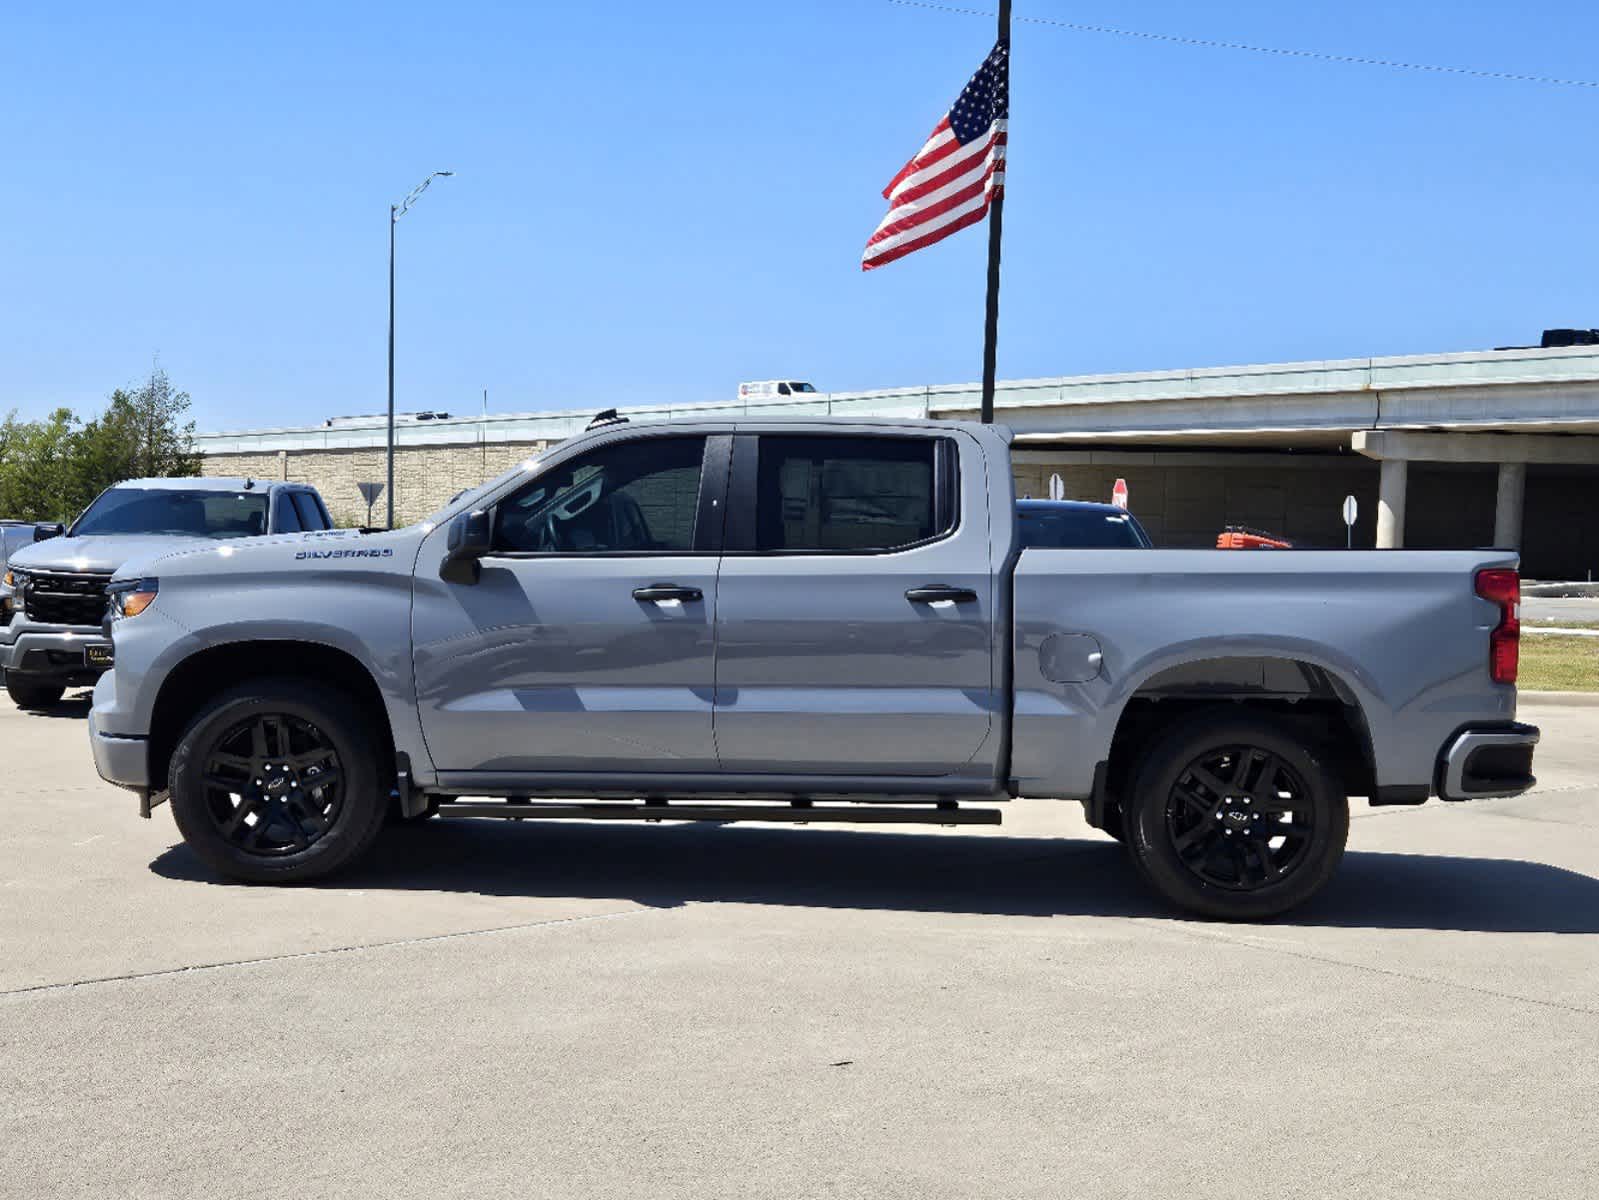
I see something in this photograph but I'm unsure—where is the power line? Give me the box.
[887,0,1599,90]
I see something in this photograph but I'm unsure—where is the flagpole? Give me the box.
[979,0,1011,424]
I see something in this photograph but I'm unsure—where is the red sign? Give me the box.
[1111,478,1129,510]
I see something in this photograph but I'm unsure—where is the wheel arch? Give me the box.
[147,640,396,793]
[1090,655,1376,832]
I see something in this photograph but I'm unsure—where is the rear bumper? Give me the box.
[1438,722,1540,801]
[88,708,150,792]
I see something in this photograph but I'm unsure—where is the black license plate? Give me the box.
[85,645,113,667]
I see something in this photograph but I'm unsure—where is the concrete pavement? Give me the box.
[2,694,1596,1199]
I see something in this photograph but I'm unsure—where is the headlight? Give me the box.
[3,567,23,589]
[108,577,159,619]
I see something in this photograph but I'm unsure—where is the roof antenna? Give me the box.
[242,477,255,490]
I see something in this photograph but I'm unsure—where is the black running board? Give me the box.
[434,801,1002,825]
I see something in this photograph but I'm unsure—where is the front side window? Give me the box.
[495,436,707,554]
[72,488,271,539]
[755,435,947,553]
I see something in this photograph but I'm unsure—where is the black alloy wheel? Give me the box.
[200,713,345,856]
[1164,745,1315,891]
[168,679,389,883]
[1124,712,1349,920]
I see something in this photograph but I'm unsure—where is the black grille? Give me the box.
[21,571,112,627]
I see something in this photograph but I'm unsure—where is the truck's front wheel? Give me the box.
[168,680,389,884]
[1124,712,1349,920]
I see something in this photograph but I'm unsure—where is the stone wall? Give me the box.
[202,441,551,526]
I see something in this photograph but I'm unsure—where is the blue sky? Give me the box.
[3,1,1595,431]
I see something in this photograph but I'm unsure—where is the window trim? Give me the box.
[483,433,731,560]
[722,431,962,557]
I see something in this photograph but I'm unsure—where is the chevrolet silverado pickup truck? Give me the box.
[87,418,1538,919]
[2,477,335,708]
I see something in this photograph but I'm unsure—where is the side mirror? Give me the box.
[440,508,492,585]
[33,522,65,542]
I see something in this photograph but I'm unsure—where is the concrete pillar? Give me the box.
[1494,462,1526,549]
[277,450,288,481]
[1375,459,1408,548]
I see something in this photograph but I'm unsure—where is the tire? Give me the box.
[1123,711,1349,921]
[168,679,390,884]
[6,677,65,709]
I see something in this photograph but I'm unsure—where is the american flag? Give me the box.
[862,41,1009,271]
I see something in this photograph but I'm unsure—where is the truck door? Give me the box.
[411,434,727,776]
[712,430,999,777]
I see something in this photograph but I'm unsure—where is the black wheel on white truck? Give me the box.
[168,679,390,883]
[1123,711,1350,920]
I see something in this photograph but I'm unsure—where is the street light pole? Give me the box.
[386,170,455,528]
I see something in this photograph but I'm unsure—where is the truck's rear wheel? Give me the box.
[1124,712,1348,920]
[168,680,389,884]
[6,677,65,709]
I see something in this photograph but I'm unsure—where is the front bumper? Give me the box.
[1438,722,1540,801]
[0,625,112,686]
[88,707,150,793]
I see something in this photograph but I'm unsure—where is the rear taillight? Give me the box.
[1475,568,1520,685]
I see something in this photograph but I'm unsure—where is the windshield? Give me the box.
[71,488,272,539]
[1017,506,1152,549]
[789,382,817,393]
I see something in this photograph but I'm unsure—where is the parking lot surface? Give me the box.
[2,693,1596,1199]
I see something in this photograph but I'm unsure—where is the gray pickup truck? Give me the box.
[3,477,335,708]
[87,418,1538,919]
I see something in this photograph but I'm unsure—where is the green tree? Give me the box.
[85,368,201,473]
[0,367,202,522]
[0,408,80,521]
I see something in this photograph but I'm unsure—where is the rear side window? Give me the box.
[754,435,951,553]
[291,492,327,531]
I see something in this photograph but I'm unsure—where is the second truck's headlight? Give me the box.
[108,578,159,619]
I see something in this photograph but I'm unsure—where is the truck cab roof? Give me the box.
[106,476,277,492]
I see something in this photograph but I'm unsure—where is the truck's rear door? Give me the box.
[711,429,998,777]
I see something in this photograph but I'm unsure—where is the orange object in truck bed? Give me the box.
[1216,526,1293,550]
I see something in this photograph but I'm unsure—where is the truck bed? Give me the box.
[1009,547,1518,800]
